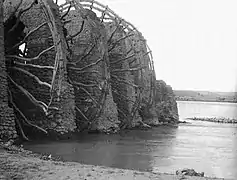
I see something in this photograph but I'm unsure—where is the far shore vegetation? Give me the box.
[174,90,237,103]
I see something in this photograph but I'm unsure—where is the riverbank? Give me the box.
[176,99,237,103]
[0,144,228,180]
[174,90,237,104]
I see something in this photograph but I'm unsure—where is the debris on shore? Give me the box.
[176,168,204,177]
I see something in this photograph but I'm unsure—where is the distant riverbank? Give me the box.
[176,99,237,103]
[174,90,237,103]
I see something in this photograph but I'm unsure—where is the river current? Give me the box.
[24,101,237,179]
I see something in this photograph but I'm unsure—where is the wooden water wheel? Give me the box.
[59,1,119,131]
[4,0,76,139]
[3,0,157,139]
[59,0,156,128]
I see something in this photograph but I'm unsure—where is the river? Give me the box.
[24,101,237,179]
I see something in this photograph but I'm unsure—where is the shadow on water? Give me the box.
[24,101,237,179]
[24,126,178,172]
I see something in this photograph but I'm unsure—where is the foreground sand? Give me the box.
[0,147,228,180]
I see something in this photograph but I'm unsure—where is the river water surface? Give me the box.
[24,101,237,179]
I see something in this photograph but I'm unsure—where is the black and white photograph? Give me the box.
[0,0,236,179]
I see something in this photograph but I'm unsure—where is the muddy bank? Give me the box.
[0,144,228,180]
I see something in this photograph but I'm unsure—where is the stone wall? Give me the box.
[154,80,179,123]
[127,32,155,103]
[3,0,77,139]
[142,80,179,125]
[0,1,179,140]
[65,9,119,132]
[105,22,140,128]
[125,31,157,126]
[0,0,17,141]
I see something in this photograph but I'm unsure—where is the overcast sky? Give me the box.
[58,0,237,92]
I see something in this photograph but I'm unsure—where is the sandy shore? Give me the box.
[0,145,228,180]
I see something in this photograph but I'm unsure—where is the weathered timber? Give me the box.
[64,7,119,132]
[3,0,76,139]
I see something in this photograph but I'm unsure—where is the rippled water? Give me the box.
[24,101,237,179]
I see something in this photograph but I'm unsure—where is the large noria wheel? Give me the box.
[60,0,156,129]
[3,0,76,139]
[59,0,119,132]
